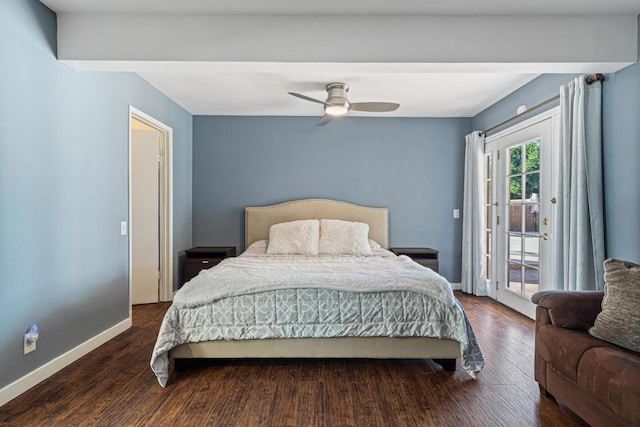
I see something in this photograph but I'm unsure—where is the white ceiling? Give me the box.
[40,1,639,118]
[138,71,539,118]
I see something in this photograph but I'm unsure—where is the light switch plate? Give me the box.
[120,221,127,236]
[453,209,460,219]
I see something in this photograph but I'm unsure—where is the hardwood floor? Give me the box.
[0,293,586,426]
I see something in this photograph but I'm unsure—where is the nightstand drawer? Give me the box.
[184,257,223,279]
[180,246,236,287]
[390,247,439,273]
[412,258,439,272]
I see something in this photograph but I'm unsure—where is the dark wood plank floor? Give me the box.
[1,292,586,426]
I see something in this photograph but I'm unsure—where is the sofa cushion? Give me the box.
[537,324,616,381]
[532,290,604,330]
[577,347,640,425]
[589,258,640,353]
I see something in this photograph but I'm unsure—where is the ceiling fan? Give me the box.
[288,82,400,126]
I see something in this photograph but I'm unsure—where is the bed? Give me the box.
[151,199,484,386]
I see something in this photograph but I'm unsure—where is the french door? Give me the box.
[484,110,558,319]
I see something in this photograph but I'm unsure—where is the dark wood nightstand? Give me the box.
[180,246,236,287]
[390,247,439,272]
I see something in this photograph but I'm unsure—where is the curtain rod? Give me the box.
[479,73,604,137]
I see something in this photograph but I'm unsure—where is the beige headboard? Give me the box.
[245,199,389,249]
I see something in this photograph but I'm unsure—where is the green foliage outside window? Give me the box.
[509,141,540,200]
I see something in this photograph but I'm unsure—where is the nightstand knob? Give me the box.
[201,260,210,264]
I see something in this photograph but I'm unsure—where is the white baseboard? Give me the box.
[0,318,131,407]
[451,282,462,291]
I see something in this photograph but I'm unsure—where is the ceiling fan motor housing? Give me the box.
[325,82,350,114]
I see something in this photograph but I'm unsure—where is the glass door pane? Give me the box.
[505,138,541,298]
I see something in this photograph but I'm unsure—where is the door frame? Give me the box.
[128,106,174,310]
[484,106,559,317]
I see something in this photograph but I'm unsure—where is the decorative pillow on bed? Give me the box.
[243,240,268,256]
[369,239,382,250]
[247,240,268,249]
[319,219,372,255]
[589,258,640,352]
[266,220,320,255]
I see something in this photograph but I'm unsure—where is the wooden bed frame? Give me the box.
[170,199,460,372]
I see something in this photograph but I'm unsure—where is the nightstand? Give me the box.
[390,247,439,272]
[180,246,236,287]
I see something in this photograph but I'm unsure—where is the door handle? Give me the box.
[538,233,549,240]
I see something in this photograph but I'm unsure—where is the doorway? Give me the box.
[129,107,173,306]
[484,108,559,319]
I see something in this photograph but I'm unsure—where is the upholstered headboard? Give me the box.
[245,199,389,249]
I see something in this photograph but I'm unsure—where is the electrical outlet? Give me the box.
[24,323,38,355]
[24,335,36,354]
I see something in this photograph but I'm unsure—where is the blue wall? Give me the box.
[472,69,640,263]
[193,116,471,282]
[602,60,640,261]
[0,0,192,389]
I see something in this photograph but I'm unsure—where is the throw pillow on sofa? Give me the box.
[589,258,640,353]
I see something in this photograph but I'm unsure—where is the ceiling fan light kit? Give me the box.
[325,104,349,116]
[288,82,400,126]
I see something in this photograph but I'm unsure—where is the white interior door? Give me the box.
[485,112,558,319]
[131,129,160,304]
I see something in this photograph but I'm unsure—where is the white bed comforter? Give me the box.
[174,254,455,309]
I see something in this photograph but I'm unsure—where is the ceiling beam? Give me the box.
[57,15,637,68]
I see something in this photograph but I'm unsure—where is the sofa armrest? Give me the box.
[531,290,604,330]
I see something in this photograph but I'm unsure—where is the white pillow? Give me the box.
[319,219,372,255]
[247,240,268,249]
[266,220,320,255]
[368,239,382,250]
[241,240,268,257]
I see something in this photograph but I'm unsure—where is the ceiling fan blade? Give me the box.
[350,102,400,112]
[316,115,333,126]
[288,92,329,106]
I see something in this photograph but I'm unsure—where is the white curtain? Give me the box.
[461,131,487,296]
[552,76,606,290]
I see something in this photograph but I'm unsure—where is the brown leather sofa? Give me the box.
[532,290,640,426]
